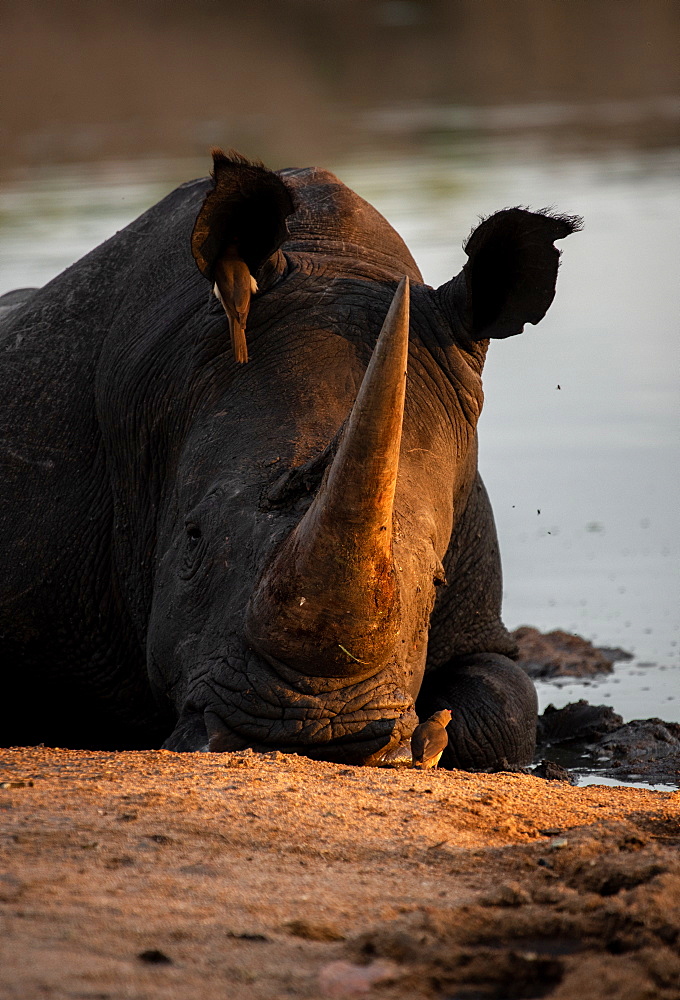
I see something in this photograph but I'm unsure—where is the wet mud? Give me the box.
[510,628,680,787]
[512,627,632,680]
[535,703,680,787]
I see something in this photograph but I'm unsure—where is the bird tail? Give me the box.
[212,258,256,364]
[229,315,249,364]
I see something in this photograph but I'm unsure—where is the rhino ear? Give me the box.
[447,208,582,341]
[191,148,296,282]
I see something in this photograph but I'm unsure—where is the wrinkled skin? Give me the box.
[0,155,579,766]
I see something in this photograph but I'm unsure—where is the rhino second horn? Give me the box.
[245,276,410,677]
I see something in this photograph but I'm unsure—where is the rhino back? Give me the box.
[0,178,210,630]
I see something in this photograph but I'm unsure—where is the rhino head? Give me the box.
[145,151,579,763]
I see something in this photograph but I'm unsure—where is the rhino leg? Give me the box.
[416,653,537,769]
[422,472,537,769]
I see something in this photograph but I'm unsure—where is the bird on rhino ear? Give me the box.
[437,208,582,342]
[191,149,296,362]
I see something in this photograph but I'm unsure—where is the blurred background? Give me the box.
[1,0,679,169]
[1,0,678,720]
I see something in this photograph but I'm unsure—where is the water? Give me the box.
[1,139,678,773]
[563,773,677,795]
[535,661,678,723]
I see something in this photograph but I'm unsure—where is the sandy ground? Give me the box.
[1,747,678,1000]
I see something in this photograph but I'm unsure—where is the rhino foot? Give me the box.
[417,653,538,770]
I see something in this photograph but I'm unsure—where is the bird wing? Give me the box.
[213,257,255,363]
[411,722,448,764]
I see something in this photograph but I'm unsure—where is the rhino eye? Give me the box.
[185,523,202,543]
[180,522,206,581]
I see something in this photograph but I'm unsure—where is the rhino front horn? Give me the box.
[245,277,410,676]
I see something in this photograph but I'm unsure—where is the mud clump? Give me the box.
[284,918,345,941]
[532,759,576,783]
[536,702,680,785]
[598,719,680,782]
[512,626,631,679]
[537,700,623,744]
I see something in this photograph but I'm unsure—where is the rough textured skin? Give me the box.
[0,156,579,766]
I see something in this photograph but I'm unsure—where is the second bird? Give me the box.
[411,709,452,769]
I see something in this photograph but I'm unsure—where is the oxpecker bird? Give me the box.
[213,247,258,363]
[411,709,452,769]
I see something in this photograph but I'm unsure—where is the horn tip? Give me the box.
[392,274,410,327]
[393,276,410,318]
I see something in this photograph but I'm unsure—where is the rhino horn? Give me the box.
[246,277,410,676]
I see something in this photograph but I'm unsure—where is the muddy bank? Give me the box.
[508,629,680,786]
[512,627,632,680]
[0,747,678,999]
[537,702,680,786]
[3,0,678,174]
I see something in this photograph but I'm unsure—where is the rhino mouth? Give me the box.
[162,647,417,764]
[203,709,415,765]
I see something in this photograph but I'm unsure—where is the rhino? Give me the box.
[0,151,579,766]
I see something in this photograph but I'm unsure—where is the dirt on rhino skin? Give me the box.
[0,747,678,999]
